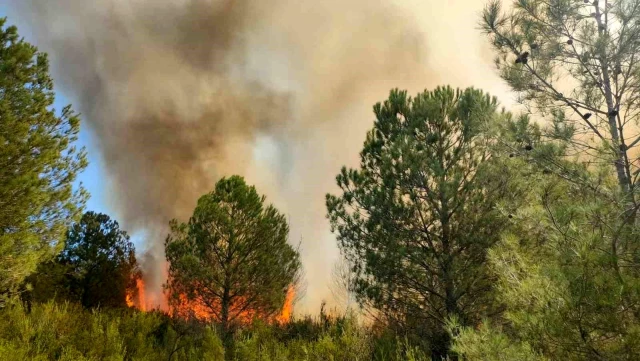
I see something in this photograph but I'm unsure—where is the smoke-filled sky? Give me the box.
[3,0,514,312]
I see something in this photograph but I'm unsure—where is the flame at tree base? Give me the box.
[126,278,148,311]
[276,286,295,323]
[127,279,295,324]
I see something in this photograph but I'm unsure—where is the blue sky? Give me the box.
[1,7,112,217]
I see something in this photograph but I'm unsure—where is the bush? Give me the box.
[233,311,428,361]
[0,300,430,361]
[0,301,224,361]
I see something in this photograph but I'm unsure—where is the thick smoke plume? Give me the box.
[7,0,510,311]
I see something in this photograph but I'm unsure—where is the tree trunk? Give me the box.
[595,2,632,196]
[438,257,459,361]
[221,285,233,361]
[437,179,459,361]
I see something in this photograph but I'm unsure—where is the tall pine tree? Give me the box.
[326,87,511,359]
[451,117,640,360]
[481,0,640,211]
[165,176,301,349]
[0,18,87,299]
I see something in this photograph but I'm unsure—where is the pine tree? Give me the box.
[481,0,640,211]
[0,18,87,299]
[326,87,512,359]
[27,211,142,309]
[165,175,301,347]
[451,114,640,360]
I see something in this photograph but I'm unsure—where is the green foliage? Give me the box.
[0,300,433,361]
[234,315,368,361]
[452,120,640,359]
[448,3,640,359]
[0,18,87,298]
[0,301,224,361]
[481,0,640,196]
[326,86,511,358]
[449,320,546,361]
[233,312,428,361]
[165,175,301,335]
[27,212,141,309]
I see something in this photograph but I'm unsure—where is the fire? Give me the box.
[136,279,147,311]
[127,279,295,324]
[172,293,220,321]
[172,286,295,324]
[276,286,295,323]
[126,278,148,311]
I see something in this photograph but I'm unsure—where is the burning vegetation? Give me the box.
[123,176,300,328]
[126,278,148,312]
[126,279,295,324]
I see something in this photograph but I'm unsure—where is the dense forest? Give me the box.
[2,0,640,360]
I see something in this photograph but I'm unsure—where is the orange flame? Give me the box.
[276,286,295,323]
[127,278,295,324]
[126,278,148,311]
[172,293,219,321]
[137,279,147,311]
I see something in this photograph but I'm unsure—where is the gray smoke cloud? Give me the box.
[6,0,511,312]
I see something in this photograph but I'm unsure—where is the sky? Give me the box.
[1,0,515,313]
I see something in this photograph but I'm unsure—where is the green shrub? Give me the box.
[0,301,224,361]
[0,300,430,361]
